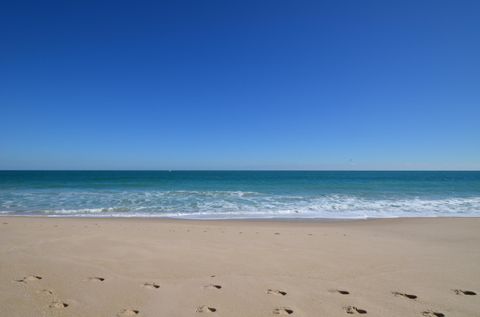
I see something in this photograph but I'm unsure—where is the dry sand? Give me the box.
[0,217,479,316]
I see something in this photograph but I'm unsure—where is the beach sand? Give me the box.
[0,217,479,317]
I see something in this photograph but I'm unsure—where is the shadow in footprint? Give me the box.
[329,289,350,295]
[143,282,160,289]
[453,289,476,296]
[196,305,216,313]
[344,306,367,315]
[267,289,287,296]
[392,291,417,299]
[16,275,42,283]
[49,301,69,309]
[117,309,140,316]
[88,277,105,282]
[273,307,294,315]
[204,284,222,290]
[422,311,445,317]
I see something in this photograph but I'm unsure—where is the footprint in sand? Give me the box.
[274,232,280,235]
[273,307,294,315]
[204,284,222,290]
[38,289,54,295]
[196,305,217,313]
[117,309,140,316]
[344,306,367,314]
[16,275,42,283]
[329,289,350,295]
[87,276,105,282]
[143,282,160,289]
[392,291,417,299]
[267,289,287,296]
[453,289,476,296]
[49,301,69,309]
[422,311,445,317]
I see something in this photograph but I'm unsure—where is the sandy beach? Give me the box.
[0,217,478,317]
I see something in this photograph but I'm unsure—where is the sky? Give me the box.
[1,0,479,170]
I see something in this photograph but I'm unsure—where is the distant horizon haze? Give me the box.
[1,169,480,172]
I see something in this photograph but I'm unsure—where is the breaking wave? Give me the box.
[1,190,480,219]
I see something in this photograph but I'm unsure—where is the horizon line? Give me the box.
[1,169,479,172]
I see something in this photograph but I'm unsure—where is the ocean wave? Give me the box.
[1,190,480,218]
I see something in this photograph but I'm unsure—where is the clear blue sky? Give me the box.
[1,1,479,170]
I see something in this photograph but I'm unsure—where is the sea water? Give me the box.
[1,171,479,219]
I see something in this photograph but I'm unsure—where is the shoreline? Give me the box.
[1,216,479,316]
[1,214,479,221]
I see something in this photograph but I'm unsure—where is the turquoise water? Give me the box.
[1,171,479,218]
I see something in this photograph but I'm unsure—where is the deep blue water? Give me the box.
[1,171,479,218]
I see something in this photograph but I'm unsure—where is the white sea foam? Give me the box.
[1,190,480,219]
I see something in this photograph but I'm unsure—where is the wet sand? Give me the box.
[0,217,479,316]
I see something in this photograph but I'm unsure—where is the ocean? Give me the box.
[0,171,479,219]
